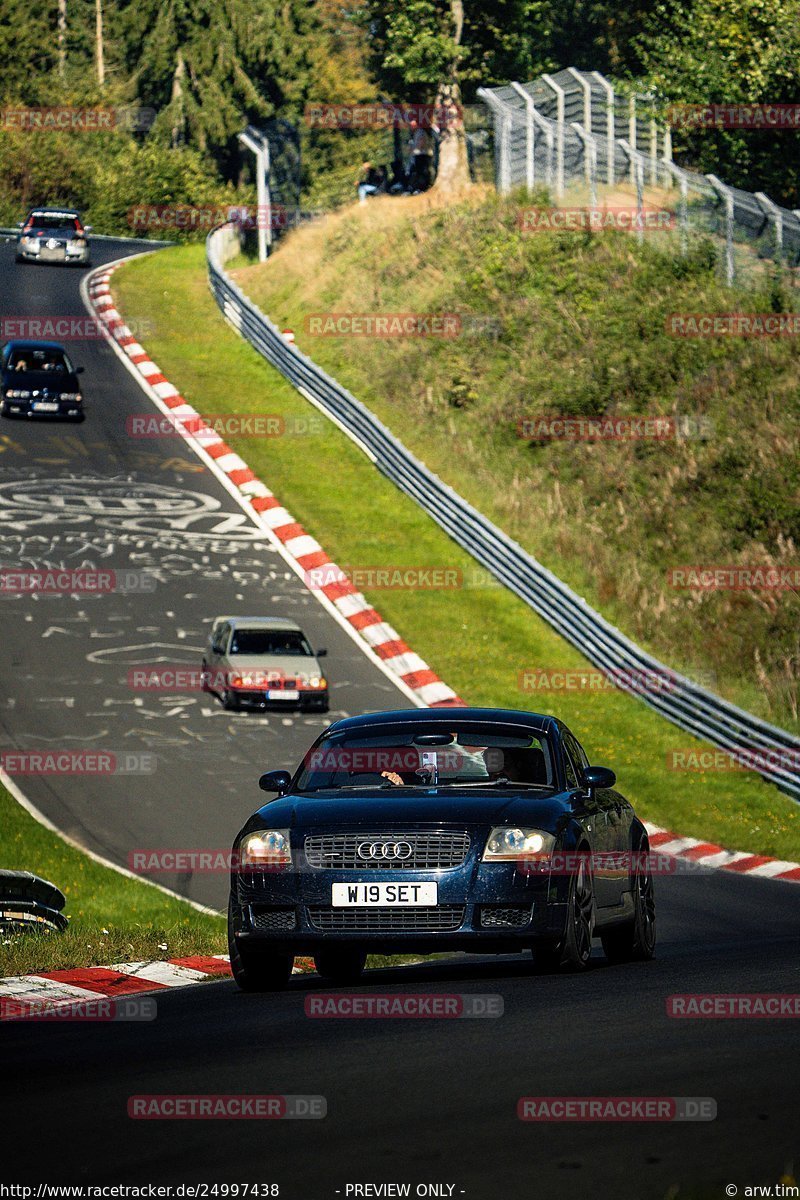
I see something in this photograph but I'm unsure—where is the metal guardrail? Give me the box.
[478,69,800,285]
[207,224,800,799]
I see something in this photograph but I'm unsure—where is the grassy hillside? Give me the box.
[112,243,800,861]
[230,187,800,734]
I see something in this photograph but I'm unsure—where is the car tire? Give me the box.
[228,902,293,991]
[221,688,240,711]
[536,849,595,972]
[600,843,656,964]
[313,948,367,984]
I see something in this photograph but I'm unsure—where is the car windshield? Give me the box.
[295,723,554,791]
[27,214,80,232]
[7,348,71,373]
[229,629,313,656]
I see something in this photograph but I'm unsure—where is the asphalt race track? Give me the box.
[1,239,798,1199]
[3,869,800,1197]
[0,238,412,911]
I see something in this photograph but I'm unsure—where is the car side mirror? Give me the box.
[316,647,328,657]
[16,221,23,229]
[259,770,291,794]
[582,765,616,796]
[84,225,93,234]
[75,366,85,374]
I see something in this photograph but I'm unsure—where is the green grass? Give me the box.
[232,187,800,735]
[112,240,800,862]
[0,784,225,978]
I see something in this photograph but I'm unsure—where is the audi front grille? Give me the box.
[306,905,465,932]
[304,831,471,870]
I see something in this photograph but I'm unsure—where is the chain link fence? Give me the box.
[478,68,800,285]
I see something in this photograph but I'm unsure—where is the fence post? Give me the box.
[511,82,536,192]
[572,123,598,206]
[477,89,513,194]
[628,95,637,185]
[541,73,565,197]
[567,69,593,189]
[662,124,673,188]
[755,192,784,265]
[677,171,688,255]
[648,101,658,185]
[619,139,644,243]
[707,174,735,284]
[238,127,271,261]
[591,71,615,186]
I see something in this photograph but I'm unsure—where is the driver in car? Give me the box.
[380,736,490,785]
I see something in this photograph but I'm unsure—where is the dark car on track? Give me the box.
[228,707,656,989]
[15,207,91,266]
[0,340,85,421]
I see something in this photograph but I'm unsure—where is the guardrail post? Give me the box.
[541,73,565,197]
[755,191,784,265]
[706,173,735,284]
[591,71,615,186]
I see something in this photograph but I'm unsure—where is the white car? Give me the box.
[202,616,329,712]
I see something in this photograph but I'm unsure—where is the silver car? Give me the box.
[16,208,92,266]
[202,616,329,712]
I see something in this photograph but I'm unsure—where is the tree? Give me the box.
[636,0,800,205]
[362,0,537,193]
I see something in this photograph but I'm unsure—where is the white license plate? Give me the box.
[33,402,59,412]
[267,689,299,700]
[332,882,438,907]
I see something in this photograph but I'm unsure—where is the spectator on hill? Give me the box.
[407,117,433,192]
[356,161,386,205]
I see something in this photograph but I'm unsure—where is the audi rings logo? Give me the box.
[357,840,414,861]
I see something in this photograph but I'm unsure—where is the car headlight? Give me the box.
[22,237,39,248]
[304,676,326,689]
[6,390,31,399]
[482,827,556,861]
[238,829,292,870]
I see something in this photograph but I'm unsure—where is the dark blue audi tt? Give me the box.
[228,707,656,989]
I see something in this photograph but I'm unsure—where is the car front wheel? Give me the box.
[601,845,656,963]
[536,849,595,972]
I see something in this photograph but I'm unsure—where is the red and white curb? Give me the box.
[0,954,327,1019]
[644,821,800,882]
[0,955,231,1019]
[85,265,463,709]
